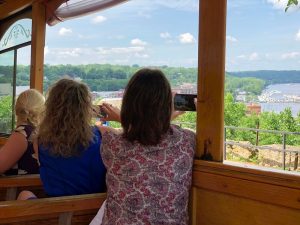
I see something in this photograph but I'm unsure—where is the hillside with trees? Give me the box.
[0,64,266,95]
[229,70,300,85]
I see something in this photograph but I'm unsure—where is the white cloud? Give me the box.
[178,33,196,44]
[152,0,198,12]
[281,52,300,59]
[137,10,151,18]
[237,54,246,59]
[266,0,298,11]
[58,27,72,36]
[295,29,300,41]
[249,52,259,61]
[266,0,287,10]
[58,48,82,57]
[134,53,149,58]
[91,15,107,24]
[44,46,150,65]
[130,38,147,46]
[226,35,238,42]
[97,46,145,54]
[160,32,171,39]
[44,46,49,55]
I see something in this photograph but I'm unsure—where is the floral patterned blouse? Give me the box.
[101,125,195,225]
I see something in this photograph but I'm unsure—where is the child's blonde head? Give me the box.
[15,89,45,127]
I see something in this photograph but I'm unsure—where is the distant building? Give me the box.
[91,90,124,100]
[99,98,122,108]
[246,103,261,115]
[173,83,197,94]
[236,91,247,102]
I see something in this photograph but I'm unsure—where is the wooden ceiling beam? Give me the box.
[0,0,36,20]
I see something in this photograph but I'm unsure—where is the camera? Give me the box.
[174,94,197,111]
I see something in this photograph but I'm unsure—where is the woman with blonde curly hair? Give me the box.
[0,89,45,175]
[19,78,106,199]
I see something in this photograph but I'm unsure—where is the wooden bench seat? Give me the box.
[0,193,106,225]
[0,175,43,200]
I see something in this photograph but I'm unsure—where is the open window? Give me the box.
[0,12,32,134]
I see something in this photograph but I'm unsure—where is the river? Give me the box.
[259,83,300,116]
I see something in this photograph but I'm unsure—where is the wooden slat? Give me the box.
[196,0,227,161]
[0,193,106,223]
[30,1,46,92]
[193,160,300,189]
[192,170,300,210]
[0,175,43,200]
[0,0,34,20]
[0,174,42,188]
[194,189,300,225]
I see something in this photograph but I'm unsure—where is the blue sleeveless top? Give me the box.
[38,127,106,197]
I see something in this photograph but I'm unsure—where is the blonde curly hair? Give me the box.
[15,89,45,128]
[38,78,94,157]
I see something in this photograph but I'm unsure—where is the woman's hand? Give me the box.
[171,110,185,120]
[100,103,121,123]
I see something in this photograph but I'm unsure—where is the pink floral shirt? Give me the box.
[101,125,195,225]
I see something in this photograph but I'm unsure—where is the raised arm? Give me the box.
[96,103,122,135]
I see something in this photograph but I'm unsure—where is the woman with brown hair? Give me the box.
[91,68,195,225]
[19,78,106,199]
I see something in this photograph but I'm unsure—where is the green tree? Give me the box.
[259,112,281,145]
[285,0,298,11]
[0,96,13,133]
[224,93,246,126]
[237,114,259,144]
[174,112,197,130]
[224,93,246,140]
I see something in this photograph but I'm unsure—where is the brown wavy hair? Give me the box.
[121,68,172,145]
[38,78,93,157]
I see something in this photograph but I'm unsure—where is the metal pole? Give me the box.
[255,121,259,148]
[224,127,227,160]
[282,133,286,170]
[294,152,299,171]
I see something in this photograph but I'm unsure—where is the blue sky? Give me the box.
[44,0,199,68]
[41,0,300,71]
[227,0,300,71]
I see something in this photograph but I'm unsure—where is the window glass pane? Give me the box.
[225,0,300,173]
[0,19,31,51]
[44,1,198,129]
[0,51,14,134]
[16,45,30,92]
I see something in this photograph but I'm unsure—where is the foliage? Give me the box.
[229,70,300,85]
[0,96,13,133]
[1,64,300,149]
[285,0,298,11]
[224,93,246,126]
[1,65,266,95]
[173,112,197,130]
[225,74,265,95]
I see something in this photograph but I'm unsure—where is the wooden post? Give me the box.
[30,1,46,92]
[5,187,17,201]
[196,0,227,161]
[58,212,73,225]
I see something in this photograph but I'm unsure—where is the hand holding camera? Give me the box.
[95,103,121,123]
[93,105,108,118]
